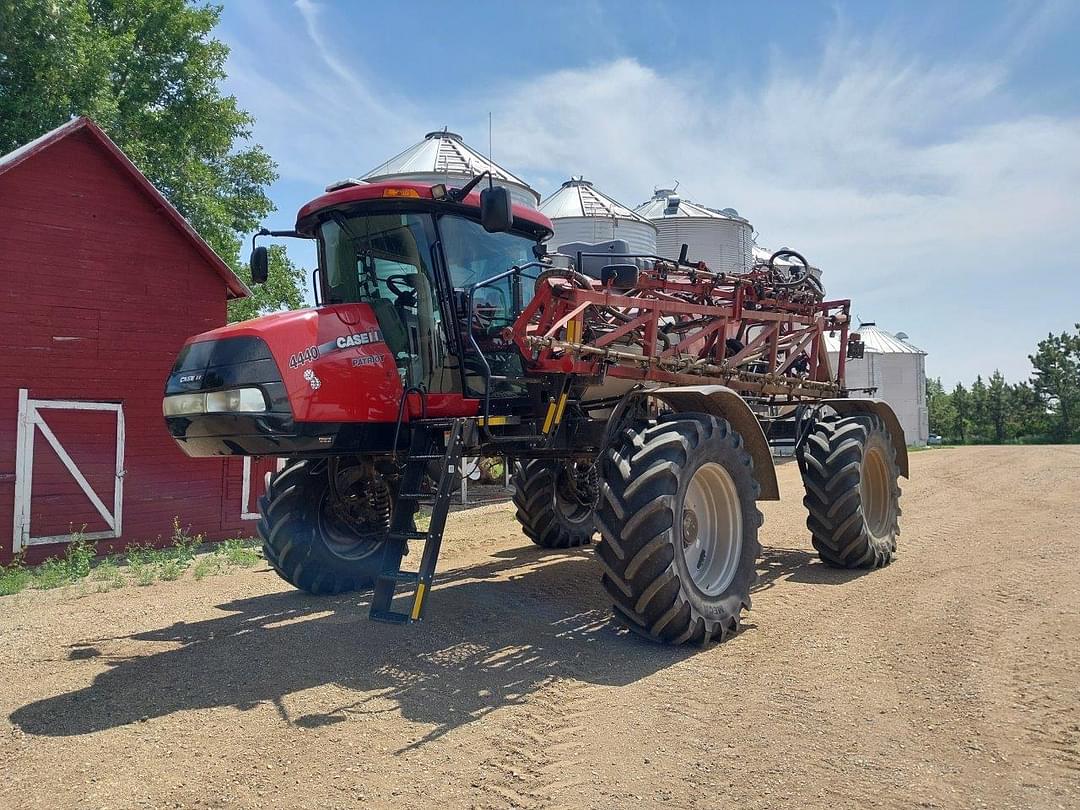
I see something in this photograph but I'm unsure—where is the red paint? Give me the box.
[0,118,255,564]
[186,302,482,421]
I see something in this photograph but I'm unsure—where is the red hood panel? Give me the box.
[188,304,404,423]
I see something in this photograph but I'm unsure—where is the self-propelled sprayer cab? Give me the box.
[163,180,554,457]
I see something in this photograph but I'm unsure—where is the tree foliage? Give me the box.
[1029,324,1080,441]
[227,245,305,323]
[0,0,304,318]
[927,324,1079,444]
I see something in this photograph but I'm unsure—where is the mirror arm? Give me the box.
[448,170,493,202]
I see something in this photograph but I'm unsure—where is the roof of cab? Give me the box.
[295,180,553,239]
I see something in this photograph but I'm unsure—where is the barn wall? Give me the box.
[0,128,251,564]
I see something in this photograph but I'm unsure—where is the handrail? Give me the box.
[463,264,546,445]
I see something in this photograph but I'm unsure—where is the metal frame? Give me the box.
[12,389,125,552]
[509,258,851,402]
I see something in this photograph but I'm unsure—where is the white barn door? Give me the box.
[240,456,285,521]
[12,389,125,552]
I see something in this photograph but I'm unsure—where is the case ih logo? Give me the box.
[334,330,382,350]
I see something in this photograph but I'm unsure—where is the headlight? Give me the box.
[163,387,267,416]
[205,388,266,413]
[162,393,207,416]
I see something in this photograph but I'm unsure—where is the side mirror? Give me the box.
[480,186,513,233]
[250,245,269,285]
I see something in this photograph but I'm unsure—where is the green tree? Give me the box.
[951,382,969,444]
[969,375,989,442]
[986,370,1008,444]
[0,0,303,315]
[1029,324,1080,441]
[228,245,306,322]
[1008,382,1047,441]
[927,377,954,438]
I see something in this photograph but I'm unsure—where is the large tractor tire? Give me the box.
[798,413,901,568]
[512,459,596,549]
[596,413,762,645]
[257,460,393,595]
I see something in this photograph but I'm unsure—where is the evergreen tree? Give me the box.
[1030,325,1080,441]
[969,375,989,442]
[951,382,969,444]
[987,370,1008,443]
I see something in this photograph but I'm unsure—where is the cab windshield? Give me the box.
[317,209,540,400]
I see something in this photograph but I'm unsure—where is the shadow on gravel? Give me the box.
[10,546,688,743]
[755,546,876,590]
[11,542,870,743]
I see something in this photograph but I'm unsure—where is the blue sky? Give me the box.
[217,0,1080,386]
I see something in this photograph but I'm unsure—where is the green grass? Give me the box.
[0,559,33,595]
[415,510,432,532]
[89,558,126,591]
[0,520,261,598]
[217,538,261,568]
[192,555,225,581]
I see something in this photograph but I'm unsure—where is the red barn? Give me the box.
[0,117,277,565]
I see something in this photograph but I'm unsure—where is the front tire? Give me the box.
[257,460,393,595]
[596,413,762,645]
[798,413,901,568]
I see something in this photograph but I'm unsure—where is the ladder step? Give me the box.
[392,531,429,541]
[370,608,412,625]
[397,491,434,501]
[407,453,446,461]
[376,571,420,585]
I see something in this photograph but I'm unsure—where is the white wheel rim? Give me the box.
[681,462,743,596]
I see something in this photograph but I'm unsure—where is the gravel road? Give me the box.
[1,446,1078,809]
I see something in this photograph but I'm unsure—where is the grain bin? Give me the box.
[539,177,657,255]
[363,129,540,208]
[635,189,753,274]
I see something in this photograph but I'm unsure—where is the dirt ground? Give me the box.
[1,446,1078,810]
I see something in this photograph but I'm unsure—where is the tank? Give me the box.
[363,129,540,208]
[635,189,753,274]
[540,177,657,255]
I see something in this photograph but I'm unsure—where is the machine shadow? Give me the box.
[11,546,697,742]
[11,541,872,742]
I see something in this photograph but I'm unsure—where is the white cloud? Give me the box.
[221,7,1080,384]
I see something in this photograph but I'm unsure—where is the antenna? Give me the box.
[488,112,494,189]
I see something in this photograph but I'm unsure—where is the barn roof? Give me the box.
[0,117,250,299]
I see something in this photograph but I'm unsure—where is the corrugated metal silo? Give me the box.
[539,177,657,254]
[363,129,540,208]
[824,324,930,446]
[635,189,754,274]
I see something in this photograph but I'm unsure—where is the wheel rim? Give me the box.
[317,467,390,561]
[861,444,892,538]
[681,462,743,596]
[553,462,596,526]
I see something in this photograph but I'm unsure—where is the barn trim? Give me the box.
[0,116,251,300]
[12,389,126,552]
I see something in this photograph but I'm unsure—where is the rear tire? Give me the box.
[257,460,392,595]
[596,413,762,645]
[512,460,595,549]
[798,413,901,568]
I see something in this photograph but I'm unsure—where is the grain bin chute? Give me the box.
[362,129,540,208]
[539,177,658,255]
[635,189,753,274]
